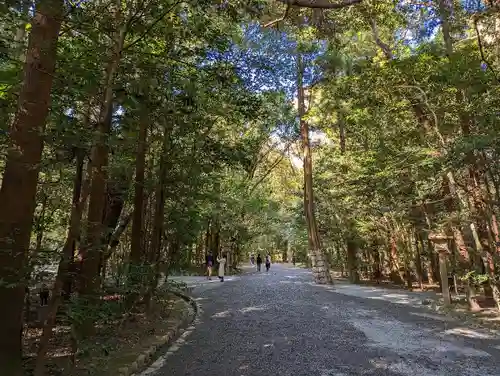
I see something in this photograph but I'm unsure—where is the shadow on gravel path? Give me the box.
[142,264,500,376]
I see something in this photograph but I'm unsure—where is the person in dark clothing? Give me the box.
[205,252,214,280]
[39,283,50,306]
[265,254,271,272]
[256,254,262,272]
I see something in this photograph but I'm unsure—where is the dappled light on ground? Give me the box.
[212,310,231,318]
[443,327,497,339]
[240,305,267,313]
[350,315,491,359]
[193,297,208,302]
[409,311,454,322]
[369,358,438,376]
[321,283,433,308]
[278,280,306,285]
[211,305,267,318]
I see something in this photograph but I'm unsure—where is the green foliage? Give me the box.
[4,5,500,372]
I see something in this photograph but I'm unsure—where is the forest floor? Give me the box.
[23,291,189,376]
[139,264,500,376]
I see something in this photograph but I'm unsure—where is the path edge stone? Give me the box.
[117,287,201,376]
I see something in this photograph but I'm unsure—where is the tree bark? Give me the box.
[31,191,49,267]
[437,0,454,56]
[337,104,362,283]
[0,1,63,374]
[77,5,127,336]
[276,0,362,9]
[105,211,133,262]
[128,119,148,292]
[144,125,170,307]
[388,232,404,284]
[33,149,89,376]
[346,239,359,283]
[297,52,332,284]
[195,233,204,266]
[98,169,130,281]
[414,231,424,289]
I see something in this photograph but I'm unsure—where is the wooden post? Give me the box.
[429,233,452,305]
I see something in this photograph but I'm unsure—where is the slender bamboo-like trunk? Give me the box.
[413,230,424,289]
[30,192,49,272]
[0,1,63,374]
[144,125,170,307]
[128,119,148,290]
[195,233,204,266]
[297,52,332,284]
[205,220,211,255]
[34,150,89,376]
[346,240,359,283]
[482,172,500,254]
[337,103,361,282]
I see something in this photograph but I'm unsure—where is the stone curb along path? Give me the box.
[117,287,202,376]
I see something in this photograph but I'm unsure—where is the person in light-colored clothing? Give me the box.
[217,255,226,282]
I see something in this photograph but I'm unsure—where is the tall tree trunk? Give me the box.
[195,233,204,266]
[77,6,127,336]
[105,211,133,265]
[99,173,130,279]
[337,103,361,282]
[0,1,63,374]
[205,220,211,256]
[428,239,440,286]
[346,239,359,283]
[32,191,49,265]
[297,52,332,284]
[437,0,453,56]
[33,149,89,376]
[144,125,169,307]
[211,218,220,256]
[416,232,432,284]
[371,245,381,283]
[387,232,404,284]
[128,119,148,293]
[414,230,424,289]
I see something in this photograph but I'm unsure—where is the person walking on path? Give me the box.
[39,283,50,306]
[205,252,214,280]
[256,254,262,272]
[217,254,226,282]
[265,254,271,272]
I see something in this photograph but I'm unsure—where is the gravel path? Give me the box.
[143,264,500,376]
